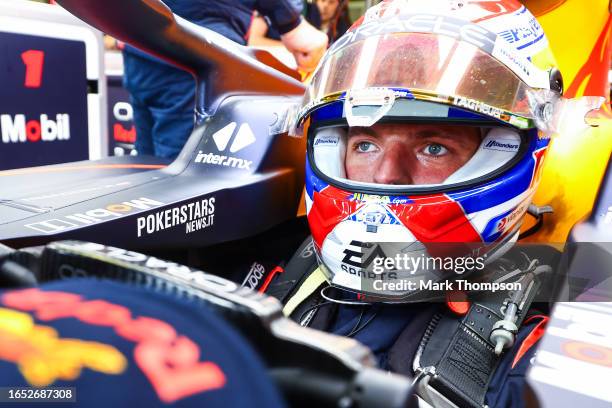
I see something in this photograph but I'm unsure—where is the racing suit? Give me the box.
[262,237,554,408]
[122,0,303,159]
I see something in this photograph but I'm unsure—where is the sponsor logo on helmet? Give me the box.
[314,137,338,146]
[2,289,227,403]
[348,204,401,231]
[492,42,533,78]
[497,203,528,232]
[497,9,545,52]
[509,115,530,128]
[1,114,70,143]
[0,307,127,387]
[350,193,390,203]
[24,197,164,234]
[341,240,398,280]
[483,139,520,152]
[331,14,497,55]
[391,197,410,204]
[490,39,550,88]
[350,193,410,204]
[453,96,503,119]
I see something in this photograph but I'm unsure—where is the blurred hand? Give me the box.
[281,19,328,73]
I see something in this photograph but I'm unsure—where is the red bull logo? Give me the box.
[0,307,127,386]
[112,102,136,143]
[1,289,227,403]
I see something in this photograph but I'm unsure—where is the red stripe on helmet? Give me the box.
[393,194,482,243]
[308,186,361,248]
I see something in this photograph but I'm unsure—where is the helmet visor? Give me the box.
[305,32,536,122]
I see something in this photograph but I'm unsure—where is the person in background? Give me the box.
[306,0,351,43]
[123,0,327,159]
[248,13,283,47]
[250,0,351,47]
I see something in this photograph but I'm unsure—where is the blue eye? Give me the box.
[424,143,448,156]
[356,141,377,153]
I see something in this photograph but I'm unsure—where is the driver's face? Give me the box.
[345,123,481,185]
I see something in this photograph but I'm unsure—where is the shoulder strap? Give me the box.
[262,236,337,327]
[413,285,542,407]
[414,304,502,408]
[409,245,560,408]
[283,268,326,317]
[264,236,319,305]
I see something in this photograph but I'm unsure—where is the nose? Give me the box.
[373,143,413,185]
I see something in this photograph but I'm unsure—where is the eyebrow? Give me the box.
[412,129,458,140]
[347,126,378,138]
[347,126,466,140]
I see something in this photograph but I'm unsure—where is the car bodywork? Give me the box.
[0,0,306,250]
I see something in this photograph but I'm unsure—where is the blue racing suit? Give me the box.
[330,303,543,407]
[122,0,303,159]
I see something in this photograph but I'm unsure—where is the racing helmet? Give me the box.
[297,0,567,301]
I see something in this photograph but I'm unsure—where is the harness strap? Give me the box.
[283,268,326,316]
[264,236,318,304]
[426,305,501,407]
[413,282,542,407]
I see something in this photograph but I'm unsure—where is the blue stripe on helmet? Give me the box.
[446,107,490,120]
[305,156,329,200]
[310,101,344,122]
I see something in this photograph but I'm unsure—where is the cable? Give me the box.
[347,307,378,338]
[298,287,380,337]
[346,307,366,337]
[298,300,334,325]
